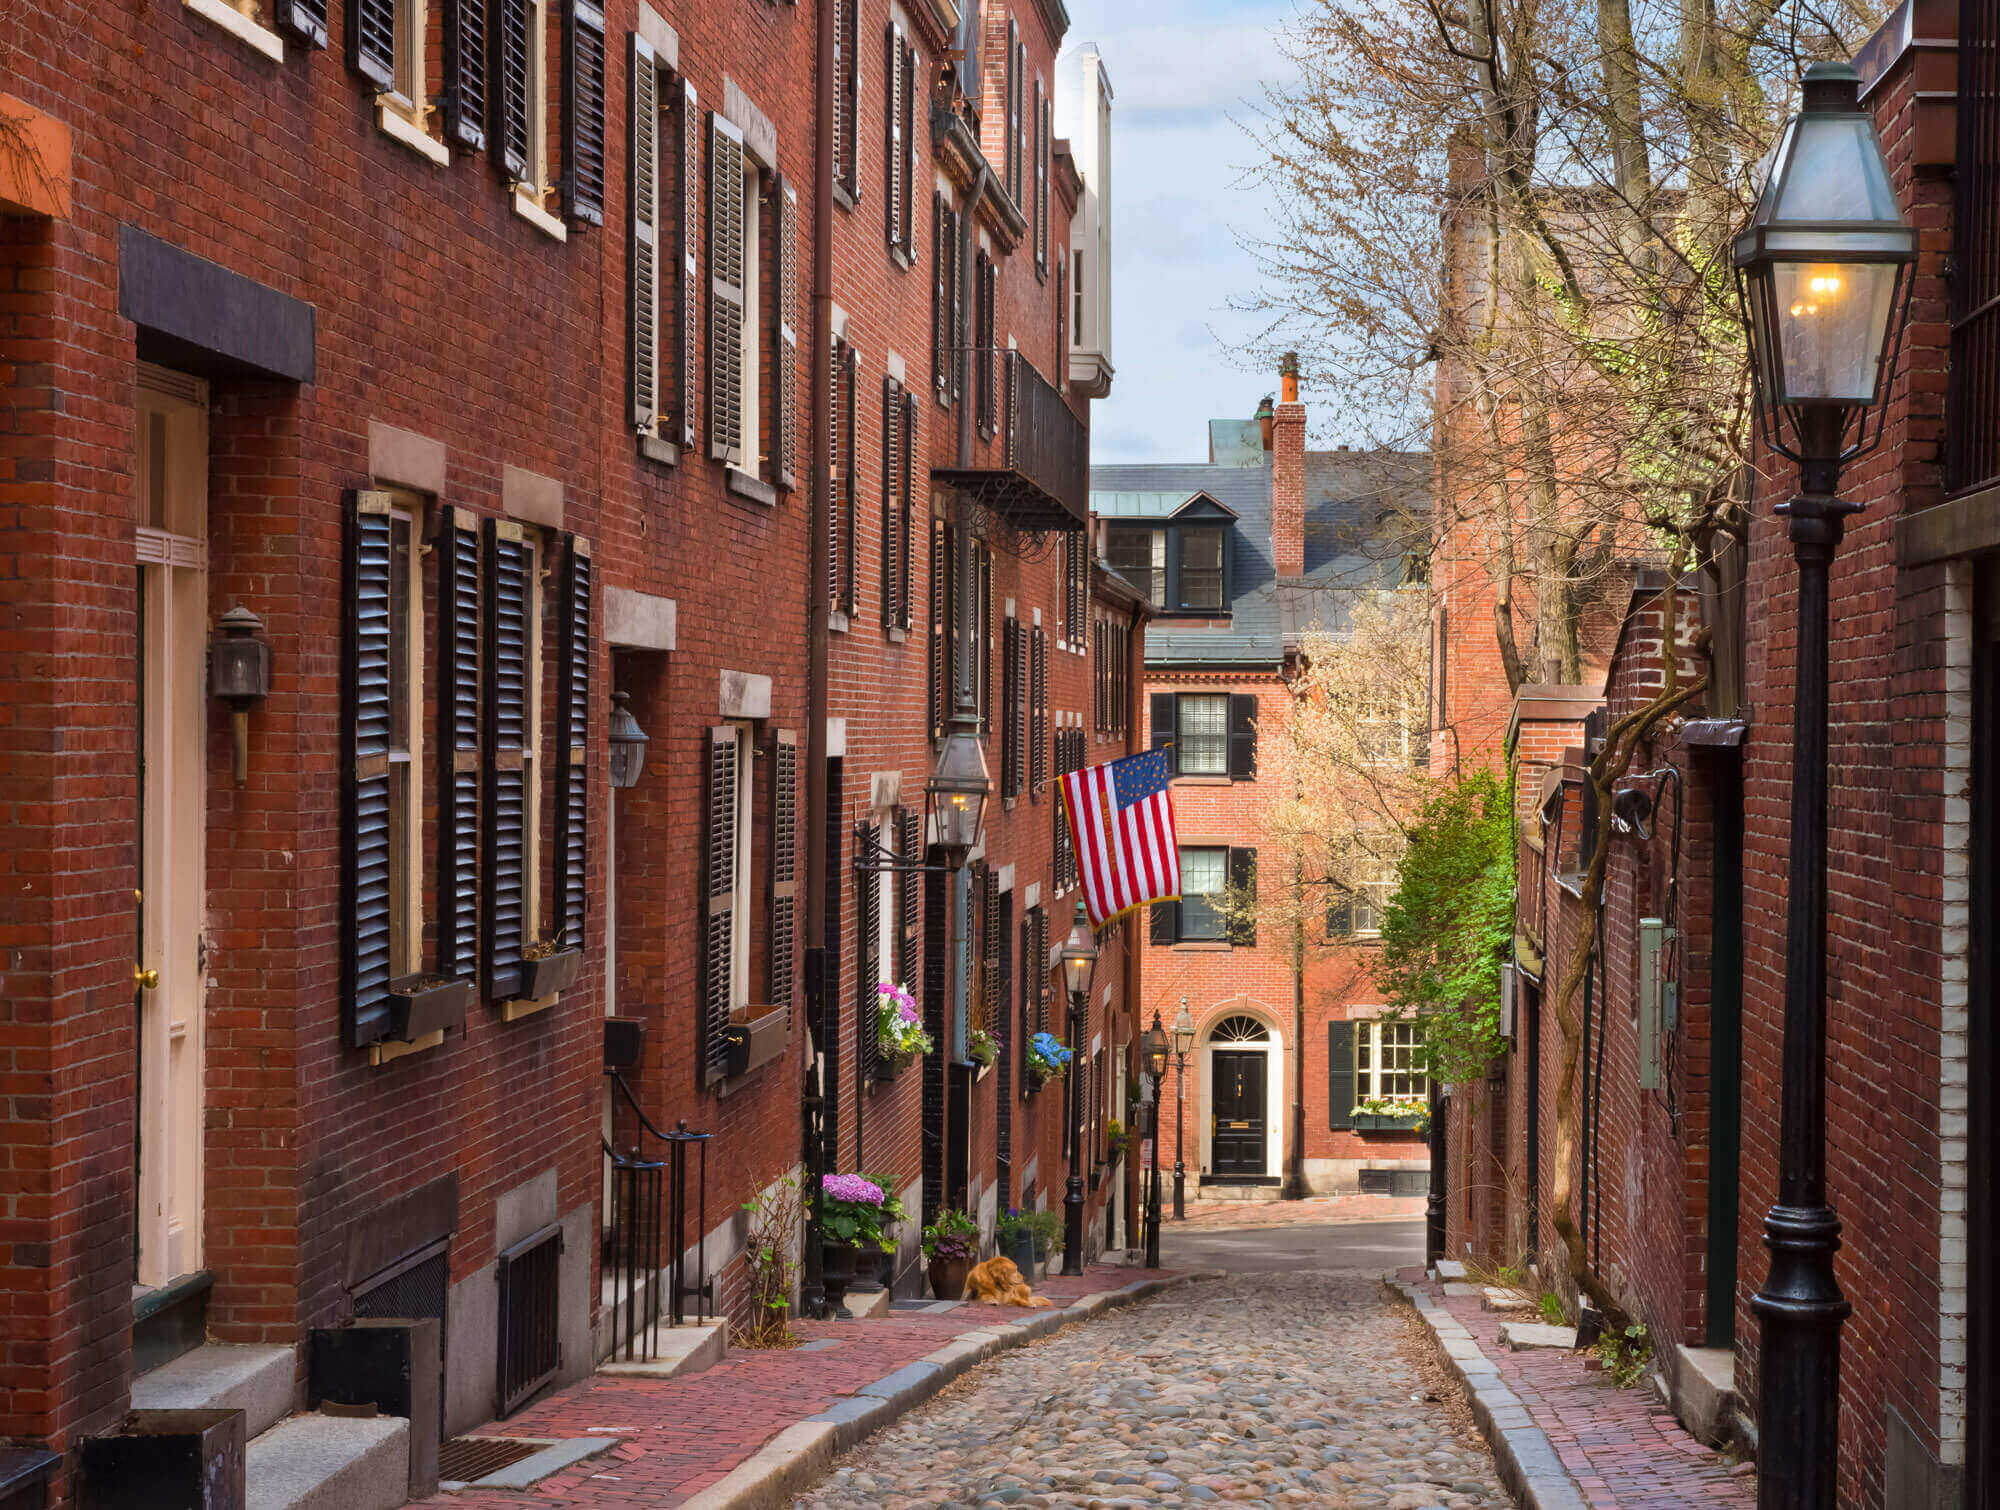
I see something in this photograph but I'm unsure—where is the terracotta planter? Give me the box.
[927,1254,974,1301]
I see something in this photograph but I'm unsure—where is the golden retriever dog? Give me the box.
[963,1255,1054,1308]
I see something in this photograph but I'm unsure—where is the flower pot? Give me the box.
[874,1045,914,1084]
[821,1242,860,1316]
[1010,1233,1035,1278]
[849,1245,888,1294]
[928,1254,974,1301]
[517,947,582,1000]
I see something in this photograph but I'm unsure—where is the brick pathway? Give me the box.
[1402,1267,1754,1508]
[1172,1192,1425,1230]
[419,1266,1171,1508]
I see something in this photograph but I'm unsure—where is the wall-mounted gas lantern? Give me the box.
[209,606,271,785]
[607,690,650,790]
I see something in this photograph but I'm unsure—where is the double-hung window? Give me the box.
[628,37,698,455]
[706,108,799,493]
[1178,847,1228,941]
[383,497,423,984]
[1105,527,1165,607]
[1178,527,1225,611]
[1177,693,1228,775]
[1356,1020,1426,1102]
[884,23,917,260]
[1348,856,1396,938]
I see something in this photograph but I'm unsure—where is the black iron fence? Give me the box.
[602,1073,711,1363]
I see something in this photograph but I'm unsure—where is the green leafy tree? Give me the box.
[1373,771,1514,1086]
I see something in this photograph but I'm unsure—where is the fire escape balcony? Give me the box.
[934,350,1088,532]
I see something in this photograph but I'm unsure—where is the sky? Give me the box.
[1056,0,1302,466]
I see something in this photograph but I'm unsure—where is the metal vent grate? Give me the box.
[352,1239,450,1433]
[438,1435,544,1483]
[496,1223,564,1415]
[1358,1168,1429,1198]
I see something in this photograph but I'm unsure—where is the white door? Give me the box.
[135,371,209,1288]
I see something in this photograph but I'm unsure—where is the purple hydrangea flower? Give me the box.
[822,1173,886,1205]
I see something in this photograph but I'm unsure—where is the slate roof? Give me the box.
[1089,444,1428,672]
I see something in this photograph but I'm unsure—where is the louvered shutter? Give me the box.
[708,113,747,465]
[931,191,947,396]
[897,807,923,992]
[1033,82,1046,275]
[562,0,608,225]
[840,343,858,610]
[1030,626,1047,796]
[436,508,482,987]
[276,0,327,49]
[899,392,917,629]
[997,890,1014,1203]
[482,518,531,1001]
[857,821,880,1082]
[881,378,902,630]
[1003,19,1018,197]
[983,865,1001,1034]
[949,211,964,403]
[1051,731,1068,888]
[903,42,920,258]
[489,0,530,182]
[828,338,845,611]
[1151,692,1178,773]
[775,174,800,490]
[1150,897,1179,945]
[700,727,738,1082]
[1328,1021,1356,1129]
[442,0,486,149]
[342,491,395,1050]
[836,0,860,194]
[885,23,905,251]
[629,38,660,430]
[1228,693,1258,780]
[769,731,799,1016]
[979,546,992,733]
[1000,617,1020,798]
[553,536,591,953]
[348,0,396,90]
[928,518,949,741]
[1227,848,1258,945]
[1033,908,1050,1036]
[832,0,846,190]
[675,80,701,449]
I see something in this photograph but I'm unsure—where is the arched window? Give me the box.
[1209,1014,1269,1044]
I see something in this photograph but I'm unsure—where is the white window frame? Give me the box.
[511,0,569,238]
[875,812,898,985]
[728,722,755,1009]
[1356,1018,1427,1103]
[384,494,426,980]
[1178,845,1228,940]
[1350,857,1395,938]
[738,157,764,481]
[374,0,451,164]
[1178,692,1228,776]
[523,531,547,946]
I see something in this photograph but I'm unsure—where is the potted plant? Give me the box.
[968,1025,998,1068]
[1025,1031,1071,1091]
[1350,1096,1429,1133]
[996,1208,1036,1276]
[518,938,583,999]
[1103,1117,1126,1163]
[873,983,933,1082]
[923,1209,980,1300]
[819,1173,900,1315]
[1025,1209,1062,1274]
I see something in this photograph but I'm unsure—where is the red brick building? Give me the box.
[1092,366,1433,1203]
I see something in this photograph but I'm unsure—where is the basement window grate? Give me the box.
[351,1238,450,1434]
[438,1435,545,1483]
[1359,1168,1430,1198]
[496,1222,564,1416]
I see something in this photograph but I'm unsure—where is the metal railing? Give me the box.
[601,1073,711,1362]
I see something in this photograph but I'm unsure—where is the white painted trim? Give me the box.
[1194,1002,1285,1182]
[183,0,284,60]
[1940,559,1973,1463]
[376,101,452,165]
[512,186,569,241]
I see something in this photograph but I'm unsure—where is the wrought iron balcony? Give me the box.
[934,350,1088,531]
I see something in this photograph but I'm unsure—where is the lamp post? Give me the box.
[1733,61,1915,1510]
[1141,1015,1169,1269]
[1058,901,1098,1276]
[1171,999,1196,1220]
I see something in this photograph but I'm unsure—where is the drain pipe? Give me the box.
[801,0,836,1320]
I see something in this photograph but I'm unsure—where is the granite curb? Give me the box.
[675,1269,1225,1510]
[1389,1275,1590,1510]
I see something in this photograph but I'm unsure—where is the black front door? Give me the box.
[1211,1050,1266,1176]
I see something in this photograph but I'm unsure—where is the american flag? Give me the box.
[1058,749,1181,928]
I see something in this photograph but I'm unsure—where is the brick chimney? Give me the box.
[1271,351,1306,580]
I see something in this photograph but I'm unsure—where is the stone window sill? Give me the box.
[726,467,778,507]
[512,186,568,242]
[638,430,680,468]
[370,1028,445,1066]
[376,100,451,165]
[185,0,285,61]
[499,991,560,1022]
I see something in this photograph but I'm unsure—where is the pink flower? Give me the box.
[898,1002,919,1026]
[822,1173,886,1205]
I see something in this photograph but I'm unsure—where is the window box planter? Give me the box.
[1024,1060,1064,1094]
[724,1005,789,1081]
[1351,1109,1426,1133]
[874,1045,916,1084]
[516,947,582,1000]
[389,976,473,1042]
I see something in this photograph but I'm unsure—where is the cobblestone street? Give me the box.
[796,1270,1507,1509]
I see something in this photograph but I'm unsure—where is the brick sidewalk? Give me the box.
[420,1265,1173,1508]
[1170,1192,1426,1230]
[1401,1267,1753,1508]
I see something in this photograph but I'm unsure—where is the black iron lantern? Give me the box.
[1059,899,1098,999]
[925,693,990,873]
[1142,1013,1169,1080]
[209,605,271,785]
[1171,1000,1197,1059]
[1734,61,1916,461]
[607,690,649,790]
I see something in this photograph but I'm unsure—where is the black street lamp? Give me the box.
[1171,999,1196,1221]
[1058,900,1098,1276]
[1733,60,1915,1510]
[1141,1015,1169,1269]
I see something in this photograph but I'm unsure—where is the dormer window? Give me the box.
[1178,528,1225,610]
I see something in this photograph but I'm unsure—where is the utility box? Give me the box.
[1638,918,1674,1091]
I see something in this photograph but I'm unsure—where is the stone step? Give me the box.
[245,1412,409,1510]
[596,1317,731,1379]
[1497,1321,1579,1352]
[1481,1287,1535,1313]
[130,1344,295,1442]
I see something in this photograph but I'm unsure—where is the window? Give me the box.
[1106,527,1164,606]
[1178,527,1225,610]
[384,499,422,981]
[829,336,857,616]
[707,113,797,489]
[1094,618,1128,738]
[1344,856,1396,939]
[975,250,997,436]
[933,194,962,404]
[833,0,859,200]
[885,23,917,259]
[1178,847,1228,940]
[1356,1019,1426,1102]
[1002,617,1026,799]
[1062,528,1085,646]
[1179,694,1227,775]
[1072,248,1085,344]
[629,44,698,451]
[881,377,916,631]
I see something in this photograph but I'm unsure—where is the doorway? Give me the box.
[135,370,209,1290]
[1211,1050,1266,1176]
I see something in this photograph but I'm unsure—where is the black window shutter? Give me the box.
[979,546,992,733]
[1000,617,1020,798]
[949,210,965,403]
[561,0,608,225]
[629,36,659,430]
[1329,1021,1357,1129]
[436,508,482,987]
[1150,898,1178,946]
[1030,627,1046,796]
[276,0,328,49]
[442,0,487,150]
[982,864,1001,1035]
[928,518,947,742]
[674,78,701,450]
[885,21,905,250]
[488,0,530,182]
[700,726,738,1082]
[899,394,917,629]
[482,518,531,1001]
[1327,896,1352,939]
[342,490,395,1050]
[839,342,858,610]
[774,174,801,490]
[1033,908,1050,1037]
[898,807,923,986]
[931,191,946,396]
[857,820,880,1082]
[1228,848,1258,945]
[881,377,902,630]
[347,0,396,90]
[997,890,1013,1203]
[769,731,799,1016]
[1228,692,1258,780]
[828,338,846,613]
[553,535,591,954]
[1151,692,1178,774]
